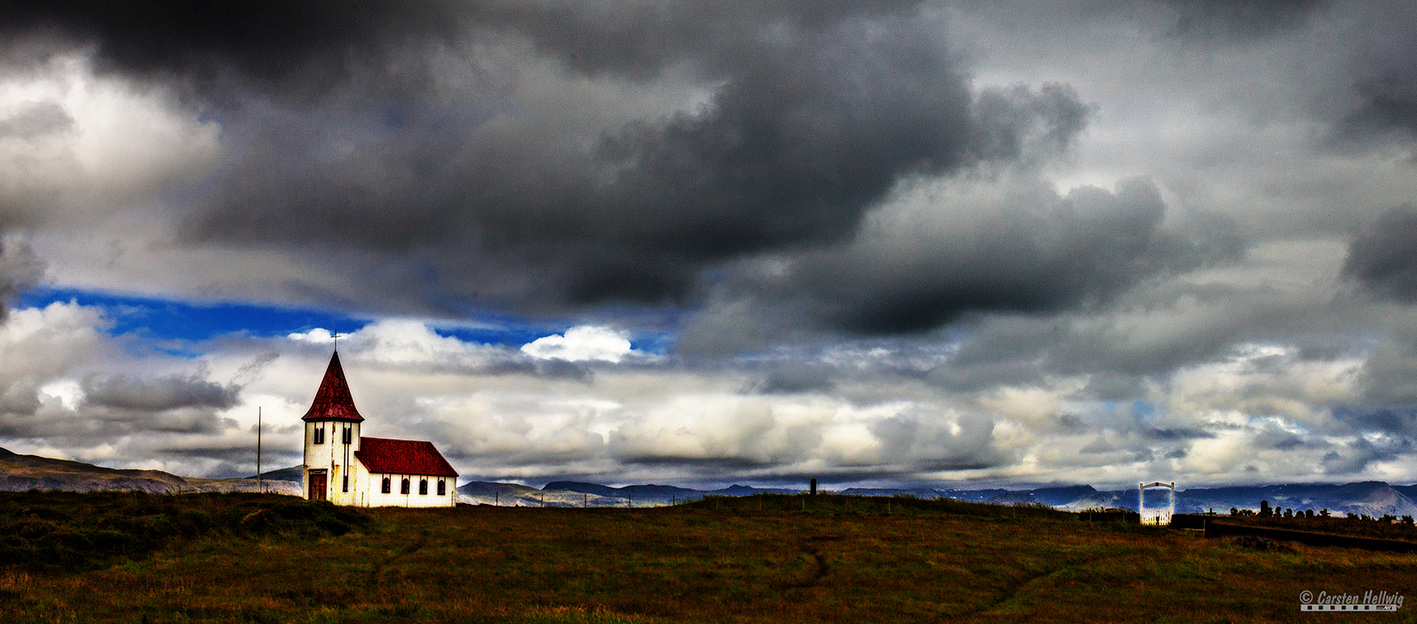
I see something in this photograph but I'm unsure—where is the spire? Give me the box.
[301,351,365,422]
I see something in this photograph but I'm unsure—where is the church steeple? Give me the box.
[301,351,365,422]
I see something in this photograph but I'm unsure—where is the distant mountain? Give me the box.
[620,484,703,499]
[1175,482,1417,517]
[454,480,799,507]
[1030,485,1100,507]
[840,487,950,498]
[711,484,797,496]
[543,481,706,505]
[987,491,1046,506]
[245,465,304,482]
[0,447,190,494]
[457,481,547,505]
[542,481,620,497]
[189,464,303,496]
[459,481,543,498]
[11,444,1417,517]
[184,477,302,496]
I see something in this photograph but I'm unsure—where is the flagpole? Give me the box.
[257,407,263,494]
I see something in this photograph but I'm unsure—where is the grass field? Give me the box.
[2,492,1416,623]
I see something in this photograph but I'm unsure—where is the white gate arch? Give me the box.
[1139,481,1175,526]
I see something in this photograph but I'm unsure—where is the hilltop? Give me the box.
[3,491,1416,623]
[0,447,300,495]
[0,447,189,494]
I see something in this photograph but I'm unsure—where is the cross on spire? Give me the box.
[333,331,340,352]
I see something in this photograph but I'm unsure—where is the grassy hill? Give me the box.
[2,492,1416,623]
[0,448,304,496]
[0,448,190,494]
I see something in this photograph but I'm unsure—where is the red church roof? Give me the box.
[355,437,459,477]
[301,351,365,422]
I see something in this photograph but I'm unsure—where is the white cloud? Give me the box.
[521,325,634,363]
[0,54,220,226]
[287,328,333,344]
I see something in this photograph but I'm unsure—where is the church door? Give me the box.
[308,469,327,501]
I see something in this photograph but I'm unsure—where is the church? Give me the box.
[301,351,458,508]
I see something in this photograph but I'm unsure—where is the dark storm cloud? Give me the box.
[81,373,240,412]
[1322,438,1386,475]
[1327,2,1417,149]
[748,178,1234,335]
[1165,0,1329,41]
[1143,427,1214,441]
[0,240,45,321]
[741,368,836,395]
[468,1,922,81]
[0,0,1097,315]
[1333,406,1417,437]
[0,373,238,440]
[0,0,469,104]
[1340,76,1417,143]
[183,1,1037,309]
[1343,205,1417,303]
[1360,319,1417,406]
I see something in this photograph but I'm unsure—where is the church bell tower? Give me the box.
[302,351,364,503]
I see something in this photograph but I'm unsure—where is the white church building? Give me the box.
[302,351,458,507]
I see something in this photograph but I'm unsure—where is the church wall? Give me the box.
[302,421,360,502]
[360,466,456,508]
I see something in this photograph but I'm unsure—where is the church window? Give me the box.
[437,480,446,496]
[313,426,325,444]
[419,479,429,495]
[401,478,410,494]
[382,477,391,493]
[342,427,352,444]
[342,474,349,492]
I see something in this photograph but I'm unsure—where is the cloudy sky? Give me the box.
[1,0,1416,489]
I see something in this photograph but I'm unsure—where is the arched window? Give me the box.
[381,476,391,494]
[313,426,325,445]
[400,478,410,495]
[437,479,446,496]
[419,479,429,495]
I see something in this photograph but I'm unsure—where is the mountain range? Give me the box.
[456,480,796,507]
[5,446,1416,517]
[0,447,300,495]
[459,480,1417,517]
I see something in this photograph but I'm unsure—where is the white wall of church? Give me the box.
[302,421,360,502]
[359,467,455,508]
